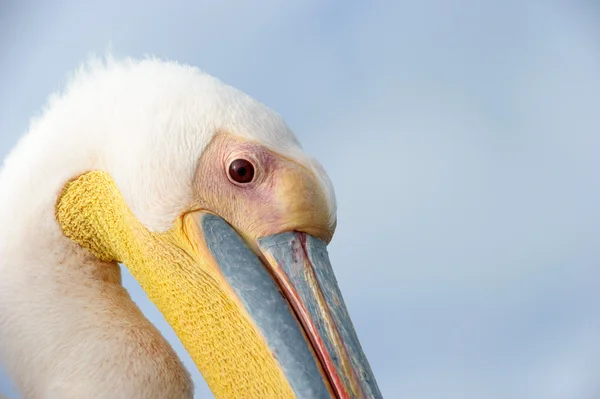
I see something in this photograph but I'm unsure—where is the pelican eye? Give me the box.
[228,159,255,184]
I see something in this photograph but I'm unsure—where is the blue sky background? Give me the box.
[1,1,599,398]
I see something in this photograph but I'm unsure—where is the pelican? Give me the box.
[0,57,381,399]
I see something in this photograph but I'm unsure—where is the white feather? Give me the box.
[0,56,336,398]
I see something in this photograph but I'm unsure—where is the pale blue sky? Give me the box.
[1,1,599,398]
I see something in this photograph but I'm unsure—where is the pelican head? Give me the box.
[0,57,381,398]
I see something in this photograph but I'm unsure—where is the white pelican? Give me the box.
[0,57,381,399]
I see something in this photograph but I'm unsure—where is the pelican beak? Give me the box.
[56,170,382,399]
[189,213,382,399]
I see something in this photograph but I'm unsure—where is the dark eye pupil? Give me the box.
[229,159,255,184]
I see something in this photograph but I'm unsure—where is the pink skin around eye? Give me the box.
[195,134,286,233]
[222,140,281,195]
[194,133,333,243]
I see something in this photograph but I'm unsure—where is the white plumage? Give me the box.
[0,57,336,398]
